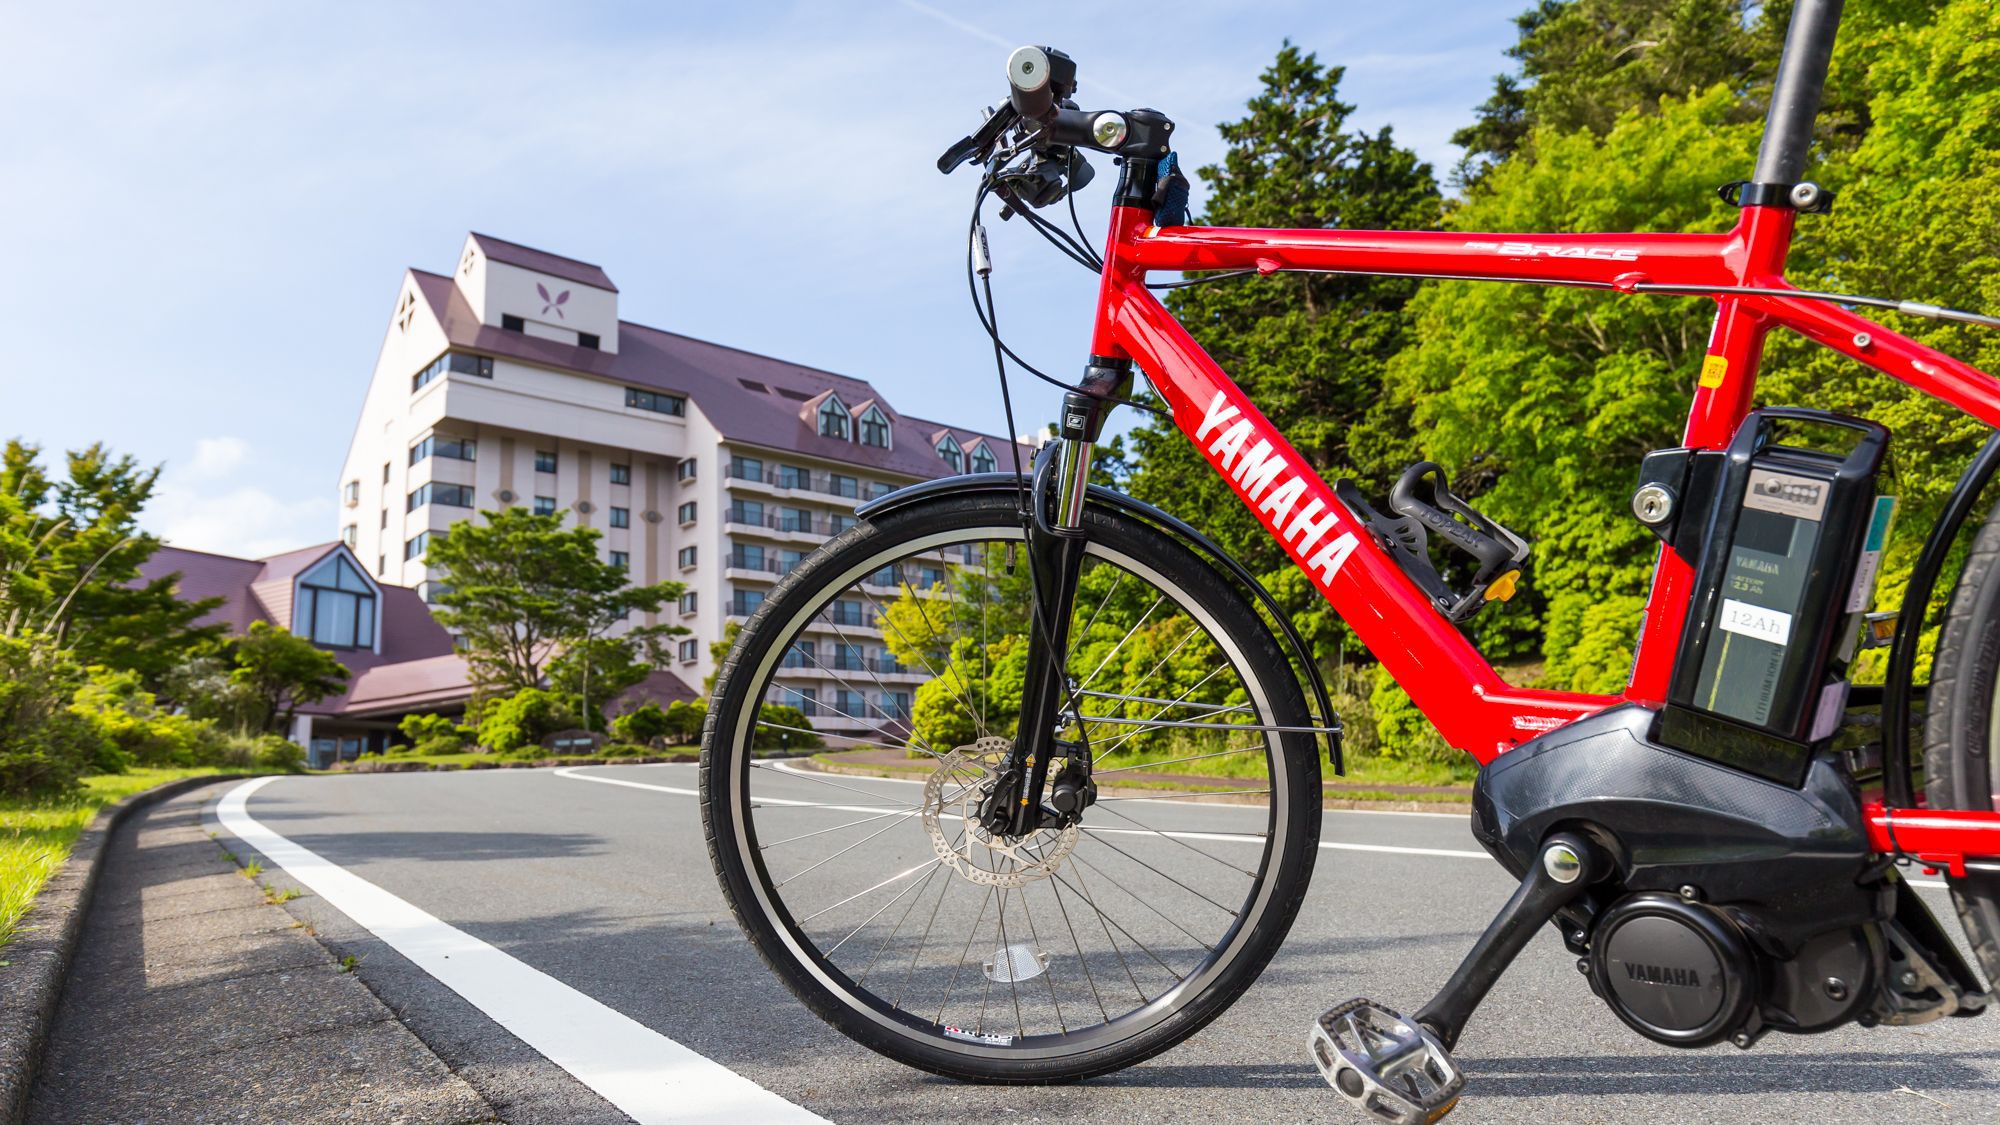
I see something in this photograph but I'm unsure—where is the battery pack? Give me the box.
[1659,409,1890,785]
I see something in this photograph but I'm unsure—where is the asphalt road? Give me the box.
[213,763,2000,1123]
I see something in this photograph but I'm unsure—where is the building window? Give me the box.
[343,480,359,506]
[679,591,699,615]
[679,501,699,524]
[341,523,357,546]
[864,480,893,501]
[678,546,697,568]
[678,639,700,663]
[502,314,525,331]
[859,406,890,448]
[377,554,385,575]
[936,434,962,473]
[609,550,629,569]
[677,459,697,482]
[728,590,764,616]
[781,506,813,533]
[731,545,766,570]
[408,482,475,511]
[382,462,391,484]
[625,387,686,416]
[777,464,808,489]
[379,510,387,529]
[535,449,558,474]
[411,352,493,392]
[295,554,376,649]
[794,687,817,717]
[609,506,630,529]
[579,332,601,350]
[835,689,867,719]
[828,473,856,498]
[404,531,432,560]
[533,496,557,516]
[828,514,856,535]
[609,463,631,486]
[415,580,451,605]
[410,435,476,464]
[817,396,850,440]
[970,444,998,473]
[731,455,764,482]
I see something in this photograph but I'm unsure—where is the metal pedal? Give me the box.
[1310,999,1464,1124]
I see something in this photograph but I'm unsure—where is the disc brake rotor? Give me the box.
[922,735,1080,888]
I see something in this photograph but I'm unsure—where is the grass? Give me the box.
[0,767,249,950]
[324,743,701,772]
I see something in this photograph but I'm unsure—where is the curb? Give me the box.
[333,752,699,773]
[0,773,264,1125]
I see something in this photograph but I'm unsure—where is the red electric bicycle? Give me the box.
[702,2,2000,1117]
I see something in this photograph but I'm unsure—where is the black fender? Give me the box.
[856,472,1343,772]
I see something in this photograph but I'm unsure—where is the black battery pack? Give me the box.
[1658,408,1891,785]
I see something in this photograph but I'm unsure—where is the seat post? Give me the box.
[1752,0,1845,186]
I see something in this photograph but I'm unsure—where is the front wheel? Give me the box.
[1925,497,2000,985]
[699,491,1322,1082]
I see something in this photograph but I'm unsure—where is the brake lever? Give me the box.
[937,103,1021,174]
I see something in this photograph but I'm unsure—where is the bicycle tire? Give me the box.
[1922,497,2000,985]
[699,490,1322,1082]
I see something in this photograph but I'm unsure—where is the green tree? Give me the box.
[397,712,472,755]
[228,621,349,735]
[476,688,577,755]
[427,508,685,703]
[610,702,674,748]
[1125,43,1441,661]
[0,635,111,796]
[0,440,222,683]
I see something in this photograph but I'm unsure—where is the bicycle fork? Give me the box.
[980,356,1134,838]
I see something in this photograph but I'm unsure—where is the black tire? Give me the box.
[1923,498,2000,985]
[699,491,1322,1083]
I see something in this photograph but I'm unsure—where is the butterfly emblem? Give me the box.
[537,283,571,319]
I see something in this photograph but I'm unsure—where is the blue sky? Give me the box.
[0,1,1521,557]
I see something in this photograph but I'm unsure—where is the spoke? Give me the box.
[995,884,1026,1039]
[936,885,997,1024]
[1057,863,1180,984]
[895,859,960,1011]
[1079,687,1252,713]
[1087,801,1262,877]
[759,807,913,850]
[796,856,942,925]
[827,854,948,958]
[1086,620,1201,722]
[930,550,993,739]
[793,641,937,752]
[1093,743,1267,775]
[1065,568,1125,665]
[749,760,923,807]
[1049,875,1110,1022]
[858,581,988,742]
[1078,595,1163,692]
[776,808,919,889]
[1095,788,1273,803]
[1078,828,1240,918]
[857,860,947,985]
[1068,851,1218,955]
[1089,664,1233,761]
[1019,879,1065,1033]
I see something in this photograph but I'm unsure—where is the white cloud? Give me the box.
[151,438,330,558]
[184,436,248,481]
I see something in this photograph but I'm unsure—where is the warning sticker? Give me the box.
[1699,355,1729,388]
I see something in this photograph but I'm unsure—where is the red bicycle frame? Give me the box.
[1083,198,2000,870]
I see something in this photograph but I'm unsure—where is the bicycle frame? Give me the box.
[1080,194,2000,869]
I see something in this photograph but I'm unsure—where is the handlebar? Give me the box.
[936,44,1176,176]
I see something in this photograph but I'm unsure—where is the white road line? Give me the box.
[552,766,1488,860]
[217,776,828,1125]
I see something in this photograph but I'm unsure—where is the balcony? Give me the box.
[724,505,857,540]
[725,462,877,504]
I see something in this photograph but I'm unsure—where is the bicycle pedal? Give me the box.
[1310,998,1464,1124]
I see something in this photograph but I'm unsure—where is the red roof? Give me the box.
[469,233,618,293]
[409,270,1034,481]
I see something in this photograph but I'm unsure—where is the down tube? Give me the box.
[1107,281,1615,761]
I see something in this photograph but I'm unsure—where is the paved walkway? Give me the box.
[27,782,496,1123]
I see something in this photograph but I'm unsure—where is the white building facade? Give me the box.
[338,234,1030,734]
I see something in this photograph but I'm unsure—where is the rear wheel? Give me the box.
[699,491,1322,1082]
[1922,498,2000,984]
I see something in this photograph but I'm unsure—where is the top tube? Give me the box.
[1752,0,1844,184]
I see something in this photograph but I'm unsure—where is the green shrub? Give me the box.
[397,712,472,756]
[0,636,109,798]
[68,666,222,768]
[1368,665,1455,765]
[597,741,650,759]
[476,689,576,755]
[1541,592,1646,694]
[609,702,673,748]
[753,703,821,751]
[665,699,707,744]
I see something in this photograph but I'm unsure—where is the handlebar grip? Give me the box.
[1006,45,1074,123]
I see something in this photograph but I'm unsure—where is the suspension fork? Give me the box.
[989,356,1135,837]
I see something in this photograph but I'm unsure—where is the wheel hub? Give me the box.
[922,736,1080,888]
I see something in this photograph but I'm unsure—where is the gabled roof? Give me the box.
[408,271,1033,481]
[468,233,618,293]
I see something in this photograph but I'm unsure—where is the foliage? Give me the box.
[475,688,578,755]
[0,635,108,797]
[397,712,473,756]
[609,702,675,747]
[1125,45,1442,660]
[545,636,652,731]
[754,704,821,751]
[1367,666,1456,765]
[0,441,224,685]
[427,507,684,699]
[227,621,349,735]
[68,666,221,769]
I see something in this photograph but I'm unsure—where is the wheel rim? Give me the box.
[721,523,1297,1059]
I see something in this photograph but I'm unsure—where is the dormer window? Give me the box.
[818,396,851,440]
[295,552,377,649]
[970,443,997,473]
[936,434,962,473]
[859,406,890,449]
